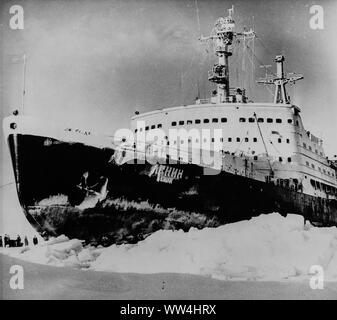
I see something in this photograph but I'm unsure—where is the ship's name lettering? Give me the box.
[150,165,184,184]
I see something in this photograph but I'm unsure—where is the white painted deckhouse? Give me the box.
[131,8,337,200]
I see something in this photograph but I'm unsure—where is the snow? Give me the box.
[2,213,337,281]
[38,194,68,206]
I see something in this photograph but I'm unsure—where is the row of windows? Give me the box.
[310,179,337,195]
[239,117,292,124]
[278,157,292,163]
[305,161,335,177]
[135,118,296,132]
[168,137,259,144]
[172,118,228,126]
[134,117,300,132]
[170,117,295,127]
[135,117,299,132]
[303,142,324,157]
[161,137,291,145]
[251,156,292,162]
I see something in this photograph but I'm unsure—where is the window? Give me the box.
[179,121,184,125]
[195,119,201,124]
[145,126,149,131]
[309,146,312,151]
[228,137,232,142]
[303,143,307,148]
[258,118,264,123]
[311,164,315,169]
[315,149,318,154]
[318,167,321,172]
[278,138,282,143]
[204,119,209,123]
[236,137,240,142]
[151,125,155,129]
[323,169,326,174]
[248,118,255,123]
[276,118,282,123]
[296,120,299,126]
[306,161,309,166]
[253,137,257,142]
[287,119,293,124]
[211,138,215,143]
[221,117,227,123]
[287,157,291,163]
[286,139,290,144]
[139,127,143,132]
[186,120,192,125]
[212,118,218,123]
[245,137,249,142]
[134,129,138,133]
[279,157,283,162]
[310,179,316,189]
[157,124,162,128]
[267,118,273,123]
[180,140,184,144]
[254,156,258,160]
[220,137,223,142]
[239,118,246,123]
[172,121,177,126]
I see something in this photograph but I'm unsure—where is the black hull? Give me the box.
[7,134,337,245]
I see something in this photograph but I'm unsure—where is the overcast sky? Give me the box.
[1,0,336,234]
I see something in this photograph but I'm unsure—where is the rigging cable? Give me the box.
[194,0,202,99]
[246,43,275,98]
[195,0,201,36]
[0,181,15,189]
[255,36,275,58]
[253,112,274,175]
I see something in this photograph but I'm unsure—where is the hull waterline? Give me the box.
[6,132,337,245]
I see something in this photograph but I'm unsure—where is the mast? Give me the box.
[200,6,255,103]
[258,55,303,104]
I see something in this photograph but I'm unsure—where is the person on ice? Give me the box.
[4,234,10,247]
[16,235,22,247]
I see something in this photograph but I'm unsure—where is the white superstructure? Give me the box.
[131,8,337,199]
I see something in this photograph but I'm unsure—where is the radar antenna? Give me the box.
[200,6,255,103]
[257,55,303,104]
